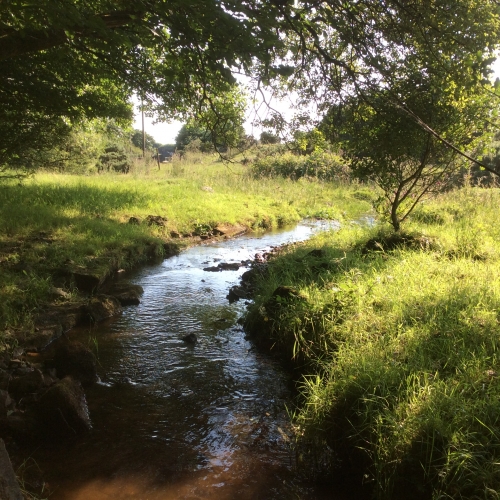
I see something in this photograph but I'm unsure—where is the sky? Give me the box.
[133,58,500,145]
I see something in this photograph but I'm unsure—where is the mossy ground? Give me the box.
[244,187,500,499]
[0,153,371,347]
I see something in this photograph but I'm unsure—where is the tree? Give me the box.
[131,130,159,152]
[176,86,247,151]
[260,131,281,145]
[2,0,500,181]
[257,0,500,177]
[0,0,283,170]
[175,122,212,151]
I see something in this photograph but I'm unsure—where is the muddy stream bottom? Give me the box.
[22,221,367,500]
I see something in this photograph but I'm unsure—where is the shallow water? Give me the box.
[30,221,365,499]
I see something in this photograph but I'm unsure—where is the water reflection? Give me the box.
[31,220,360,499]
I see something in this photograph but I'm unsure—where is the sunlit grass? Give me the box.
[244,186,500,499]
[0,156,371,334]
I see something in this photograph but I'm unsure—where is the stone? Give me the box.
[213,224,247,237]
[49,287,70,299]
[37,377,91,436]
[0,370,12,391]
[182,333,197,344]
[0,391,12,418]
[85,295,122,323]
[3,412,38,441]
[72,272,102,293]
[9,369,44,400]
[128,216,140,225]
[203,266,221,272]
[227,286,250,304]
[0,439,23,500]
[241,264,268,284]
[145,215,167,226]
[103,283,144,306]
[218,262,240,271]
[54,340,97,387]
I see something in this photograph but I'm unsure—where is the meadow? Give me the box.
[0,153,370,344]
[244,186,500,499]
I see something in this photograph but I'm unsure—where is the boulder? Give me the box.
[227,286,250,304]
[104,283,144,306]
[241,264,268,284]
[72,272,102,294]
[9,369,44,400]
[3,412,38,441]
[203,266,221,272]
[31,303,86,348]
[54,340,97,387]
[0,370,12,391]
[218,262,240,271]
[0,391,12,418]
[0,439,23,500]
[37,377,91,436]
[85,295,122,323]
[213,224,247,238]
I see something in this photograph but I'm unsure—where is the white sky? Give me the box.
[134,58,500,145]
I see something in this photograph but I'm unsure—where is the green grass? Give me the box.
[244,186,500,499]
[0,154,371,342]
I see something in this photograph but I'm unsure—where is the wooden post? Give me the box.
[157,148,161,170]
[141,97,145,158]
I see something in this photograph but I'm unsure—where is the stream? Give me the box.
[29,220,366,500]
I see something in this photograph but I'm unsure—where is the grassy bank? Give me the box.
[244,187,500,499]
[0,154,371,346]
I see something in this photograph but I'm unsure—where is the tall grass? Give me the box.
[0,156,371,336]
[244,187,500,499]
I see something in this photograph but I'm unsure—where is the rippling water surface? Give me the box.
[32,221,364,499]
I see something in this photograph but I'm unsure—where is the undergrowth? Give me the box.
[244,187,500,499]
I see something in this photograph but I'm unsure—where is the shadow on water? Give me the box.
[29,220,369,500]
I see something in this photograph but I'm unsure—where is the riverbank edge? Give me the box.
[239,189,500,500]
[4,223,249,352]
[0,222,252,499]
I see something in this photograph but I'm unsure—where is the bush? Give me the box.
[251,151,351,182]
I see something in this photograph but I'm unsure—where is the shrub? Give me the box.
[251,151,351,182]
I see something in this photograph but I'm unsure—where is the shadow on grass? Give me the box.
[0,182,150,231]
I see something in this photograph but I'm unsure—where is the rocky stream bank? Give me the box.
[0,221,250,499]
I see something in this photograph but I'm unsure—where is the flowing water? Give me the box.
[30,221,366,500]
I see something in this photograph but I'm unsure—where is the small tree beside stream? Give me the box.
[327,77,495,231]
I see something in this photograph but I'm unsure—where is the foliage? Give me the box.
[252,151,351,183]
[98,146,131,174]
[0,119,136,177]
[2,0,500,180]
[176,87,247,152]
[291,129,328,155]
[0,0,285,170]
[175,122,213,151]
[258,0,500,183]
[322,71,496,230]
[244,187,500,499]
[131,130,160,152]
[260,131,281,145]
